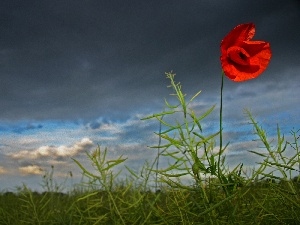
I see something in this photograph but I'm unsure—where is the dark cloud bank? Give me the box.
[0,0,299,123]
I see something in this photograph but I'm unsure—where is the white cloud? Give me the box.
[19,165,43,175]
[9,138,94,160]
[99,123,122,134]
[0,166,8,174]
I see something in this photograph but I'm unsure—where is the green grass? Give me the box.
[0,72,299,224]
[0,177,299,224]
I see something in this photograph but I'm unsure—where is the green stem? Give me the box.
[218,71,230,197]
[218,72,224,175]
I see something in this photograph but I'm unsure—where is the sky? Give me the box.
[0,0,300,192]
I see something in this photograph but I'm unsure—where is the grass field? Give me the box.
[0,170,299,224]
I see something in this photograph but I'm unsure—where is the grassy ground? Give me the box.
[0,177,299,224]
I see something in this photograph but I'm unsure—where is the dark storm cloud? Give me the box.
[89,121,101,130]
[0,0,299,121]
[0,121,43,133]
[12,123,43,134]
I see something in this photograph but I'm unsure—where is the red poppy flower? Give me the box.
[220,23,271,82]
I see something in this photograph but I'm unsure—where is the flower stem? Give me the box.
[218,72,224,177]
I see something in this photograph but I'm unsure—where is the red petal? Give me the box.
[221,23,255,52]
